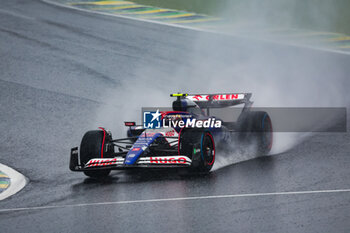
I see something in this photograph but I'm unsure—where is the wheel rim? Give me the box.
[201,133,215,166]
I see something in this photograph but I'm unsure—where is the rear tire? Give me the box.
[80,130,112,178]
[237,111,273,155]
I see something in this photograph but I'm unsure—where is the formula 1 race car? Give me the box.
[70,93,273,178]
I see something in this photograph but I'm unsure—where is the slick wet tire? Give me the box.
[80,130,111,178]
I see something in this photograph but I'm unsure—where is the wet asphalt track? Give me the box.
[0,0,350,232]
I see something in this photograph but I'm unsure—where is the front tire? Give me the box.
[80,130,112,178]
[179,128,215,174]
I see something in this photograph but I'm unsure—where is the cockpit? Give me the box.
[172,98,206,116]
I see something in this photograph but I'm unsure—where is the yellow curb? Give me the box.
[328,36,350,42]
[0,183,9,189]
[120,9,169,15]
[70,1,134,6]
[91,5,144,10]
[145,13,194,19]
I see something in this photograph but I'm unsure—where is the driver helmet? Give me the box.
[172,98,200,112]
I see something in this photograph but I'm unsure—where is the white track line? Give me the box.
[1,188,349,213]
[41,0,350,56]
[0,164,27,201]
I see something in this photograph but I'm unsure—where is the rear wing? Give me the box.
[185,93,252,108]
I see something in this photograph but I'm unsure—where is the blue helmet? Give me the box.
[172,98,201,114]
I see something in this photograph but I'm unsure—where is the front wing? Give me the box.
[70,147,192,171]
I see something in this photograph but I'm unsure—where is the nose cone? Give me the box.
[124,147,144,165]
[124,131,162,165]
